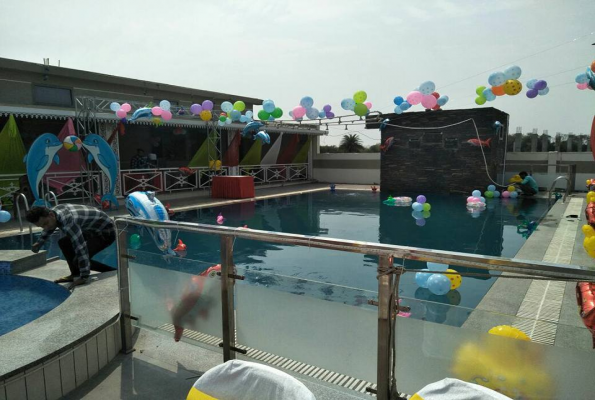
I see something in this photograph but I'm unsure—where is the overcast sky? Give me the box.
[1,0,594,146]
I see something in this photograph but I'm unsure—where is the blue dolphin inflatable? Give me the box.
[126,191,176,256]
[242,121,264,138]
[23,133,62,207]
[129,107,153,122]
[82,134,119,209]
[254,131,270,144]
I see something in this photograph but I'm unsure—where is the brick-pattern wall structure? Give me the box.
[370,108,509,194]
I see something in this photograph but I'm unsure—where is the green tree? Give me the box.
[319,145,339,153]
[339,134,364,153]
[368,143,381,153]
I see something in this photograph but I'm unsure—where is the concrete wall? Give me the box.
[313,153,380,184]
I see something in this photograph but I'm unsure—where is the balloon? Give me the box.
[437,95,449,106]
[507,185,515,192]
[230,110,241,121]
[592,61,595,73]
[487,185,496,192]
[293,106,306,118]
[240,115,248,123]
[476,86,487,96]
[300,96,314,108]
[202,100,214,111]
[423,203,431,211]
[421,95,437,109]
[583,225,595,237]
[233,101,246,111]
[225,118,232,124]
[159,100,171,111]
[577,82,589,90]
[364,101,372,109]
[120,103,131,113]
[341,98,356,110]
[510,191,519,199]
[534,80,547,90]
[199,110,212,121]
[445,269,462,290]
[217,120,225,126]
[393,96,404,105]
[129,234,141,250]
[427,274,451,295]
[353,90,367,103]
[0,210,11,223]
[271,107,283,118]
[150,106,162,116]
[503,79,522,95]
[416,195,426,203]
[538,87,549,96]
[412,202,424,211]
[491,85,505,96]
[427,262,448,272]
[161,110,172,121]
[526,79,537,89]
[488,72,506,87]
[258,110,270,120]
[526,89,539,98]
[502,190,510,198]
[415,270,431,288]
[354,103,368,116]
[221,101,233,113]
[190,104,202,115]
[482,88,496,101]
[318,110,326,118]
[323,104,331,112]
[475,96,486,105]
[488,325,530,341]
[480,196,486,203]
[326,111,335,118]
[431,92,440,99]
[467,196,475,203]
[116,109,127,118]
[472,190,481,197]
[576,73,590,84]
[306,107,320,119]
[246,110,253,118]
[109,102,121,112]
[262,100,275,113]
[484,191,494,198]
[406,91,423,105]
[394,106,403,114]
[419,81,436,95]
[400,101,411,111]
[504,65,522,80]
[493,191,500,198]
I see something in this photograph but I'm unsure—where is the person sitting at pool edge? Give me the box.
[26,204,115,288]
[516,171,538,196]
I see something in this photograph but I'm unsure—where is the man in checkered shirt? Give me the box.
[26,204,116,287]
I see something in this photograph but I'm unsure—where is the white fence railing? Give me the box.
[42,171,104,204]
[239,163,308,185]
[0,173,22,205]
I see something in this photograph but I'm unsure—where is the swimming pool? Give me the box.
[0,275,70,336]
[0,191,550,311]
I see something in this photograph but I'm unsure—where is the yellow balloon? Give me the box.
[507,185,515,192]
[587,179,592,186]
[503,79,522,95]
[445,268,462,290]
[488,325,530,341]
[509,175,522,183]
[199,110,212,121]
[583,225,595,237]
[588,249,595,259]
[584,237,595,251]
[209,160,222,171]
[587,192,595,203]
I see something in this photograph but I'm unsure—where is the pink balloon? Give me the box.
[152,106,163,116]
[406,91,423,105]
[161,110,173,121]
[466,196,474,203]
[421,94,437,109]
[577,83,589,90]
[121,103,132,112]
[116,109,127,118]
[293,106,306,119]
[502,191,510,198]
[364,102,372,109]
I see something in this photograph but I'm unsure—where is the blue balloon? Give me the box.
[268,116,275,121]
[427,274,451,295]
[419,81,436,95]
[341,98,355,111]
[393,96,404,106]
[487,185,496,192]
[488,72,506,87]
[230,110,241,121]
[427,262,449,272]
[262,100,275,113]
[415,270,431,288]
[510,191,519,199]
[306,107,320,120]
[480,196,486,203]
[436,96,449,106]
[538,87,550,96]
[472,190,481,197]
[400,102,411,111]
[288,110,294,117]
[0,210,11,223]
[318,110,326,118]
[394,106,403,114]
[526,79,537,89]
[412,202,424,212]
[493,190,500,198]
[300,96,314,108]
[576,73,589,84]
[239,115,248,123]
[482,88,496,101]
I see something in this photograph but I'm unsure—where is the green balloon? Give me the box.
[271,107,283,118]
[475,96,487,105]
[353,90,367,104]
[257,110,270,120]
[129,234,141,249]
[485,191,494,198]
[219,115,226,122]
[476,86,486,96]
[423,203,431,211]
[233,101,246,112]
[354,103,368,116]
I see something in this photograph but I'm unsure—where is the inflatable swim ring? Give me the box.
[466,202,486,210]
[383,196,412,206]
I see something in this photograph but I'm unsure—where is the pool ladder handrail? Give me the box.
[44,191,59,207]
[548,175,571,204]
[15,193,33,242]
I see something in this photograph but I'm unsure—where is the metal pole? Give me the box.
[376,255,393,400]
[220,236,236,361]
[116,222,134,354]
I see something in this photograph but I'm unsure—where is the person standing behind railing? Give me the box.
[130,148,148,169]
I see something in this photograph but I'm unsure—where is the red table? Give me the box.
[211,176,255,199]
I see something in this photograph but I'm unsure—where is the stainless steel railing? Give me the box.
[15,193,32,243]
[548,175,572,204]
[114,217,595,400]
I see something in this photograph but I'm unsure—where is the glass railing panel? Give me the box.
[235,267,378,383]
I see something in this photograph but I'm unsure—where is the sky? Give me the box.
[0,0,594,146]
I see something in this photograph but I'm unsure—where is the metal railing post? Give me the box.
[116,222,134,354]
[220,235,236,361]
[376,255,393,400]
[16,193,32,242]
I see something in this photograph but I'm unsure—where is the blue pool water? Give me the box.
[0,191,550,313]
[0,275,70,335]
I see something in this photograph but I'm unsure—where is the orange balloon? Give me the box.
[491,85,505,96]
[591,61,595,73]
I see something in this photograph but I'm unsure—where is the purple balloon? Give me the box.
[326,111,335,118]
[416,195,426,204]
[533,80,547,91]
[190,103,202,115]
[323,104,331,112]
[202,100,214,111]
[526,89,539,99]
